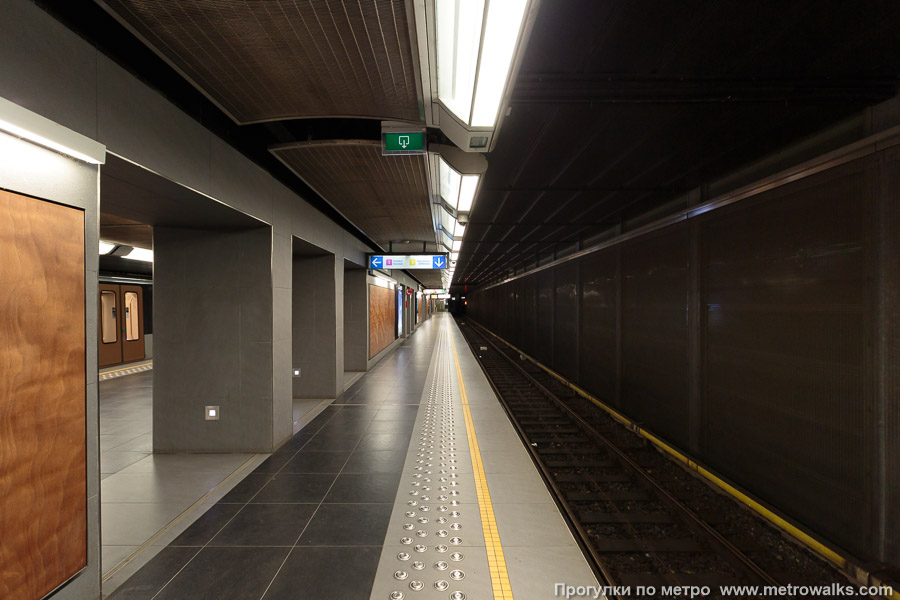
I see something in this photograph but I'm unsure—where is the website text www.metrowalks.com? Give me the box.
[554,583,895,598]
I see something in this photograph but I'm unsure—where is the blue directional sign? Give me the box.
[367,254,449,270]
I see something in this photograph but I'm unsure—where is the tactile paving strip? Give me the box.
[370,330,490,600]
[99,361,153,381]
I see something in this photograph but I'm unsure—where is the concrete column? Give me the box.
[272,231,292,447]
[343,265,368,371]
[153,225,276,452]
[292,252,337,398]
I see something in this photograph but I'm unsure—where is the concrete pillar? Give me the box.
[343,264,368,371]
[153,225,276,452]
[291,251,337,398]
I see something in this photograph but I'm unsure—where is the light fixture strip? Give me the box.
[471,0,529,127]
[0,96,106,164]
[466,0,492,127]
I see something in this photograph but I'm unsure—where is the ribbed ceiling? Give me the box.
[271,140,442,285]
[98,0,422,124]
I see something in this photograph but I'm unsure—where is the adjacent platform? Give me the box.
[107,314,598,600]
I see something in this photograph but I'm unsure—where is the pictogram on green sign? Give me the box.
[383,132,425,154]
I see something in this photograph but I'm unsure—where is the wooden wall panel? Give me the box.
[368,284,395,358]
[0,190,86,599]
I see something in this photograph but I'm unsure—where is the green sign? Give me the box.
[383,131,425,154]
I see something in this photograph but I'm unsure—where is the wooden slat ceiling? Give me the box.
[272,140,444,287]
[98,0,422,124]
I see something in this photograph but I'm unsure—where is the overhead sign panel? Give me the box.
[383,131,425,155]
[368,254,448,270]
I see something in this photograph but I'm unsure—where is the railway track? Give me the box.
[457,319,800,600]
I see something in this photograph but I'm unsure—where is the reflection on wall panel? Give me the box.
[578,251,618,406]
[535,270,554,367]
[553,261,579,381]
[0,190,86,600]
[369,284,395,358]
[467,141,900,566]
[700,159,870,558]
[620,225,690,448]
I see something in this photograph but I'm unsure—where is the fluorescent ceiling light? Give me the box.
[471,0,528,127]
[434,0,528,129]
[125,248,153,262]
[450,252,459,261]
[441,209,458,237]
[452,240,462,251]
[436,0,484,125]
[0,97,106,164]
[458,175,479,212]
[99,241,116,255]
[439,156,462,210]
[454,222,466,238]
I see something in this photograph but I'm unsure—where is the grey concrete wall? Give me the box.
[153,226,275,452]
[344,266,368,372]
[0,0,377,456]
[0,4,433,595]
[292,253,337,398]
[0,130,101,599]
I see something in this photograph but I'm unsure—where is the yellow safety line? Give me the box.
[449,331,514,600]
[99,361,153,376]
[466,323,900,596]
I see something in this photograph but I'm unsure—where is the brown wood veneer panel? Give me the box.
[368,284,395,359]
[0,190,87,599]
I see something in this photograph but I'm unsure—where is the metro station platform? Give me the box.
[106,313,598,600]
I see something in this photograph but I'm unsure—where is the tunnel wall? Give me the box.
[468,135,900,566]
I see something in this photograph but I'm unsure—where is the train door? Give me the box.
[121,285,145,363]
[99,283,122,367]
[98,284,146,367]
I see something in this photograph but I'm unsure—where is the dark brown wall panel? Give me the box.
[536,270,555,366]
[467,141,899,565]
[553,262,579,380]
[700,160,870,557]
[882,145,900,565]
[620,225,690,447]
[368,284,395,358]
[0,190,86,599]
[578,252,618,406]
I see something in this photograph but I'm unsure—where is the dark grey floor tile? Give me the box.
[342,450,407,473]
[253,450,299,474]
[324,473,401,503]
[219,473,274,503]
[355,432,412,451]
[347,388,391,403]
[276,433,314,452]
[261,546,381,600]
[209,503,317,547]
[106,547,200,600]
[251,473,336,503]
[372,407,419,420]
[303,433,363,451]
[171,503,242,546]
[297,503,392,546]
[364,420,416,434]
[280,450,350,473]
[315,421,370,436]
[154,546,288,600]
